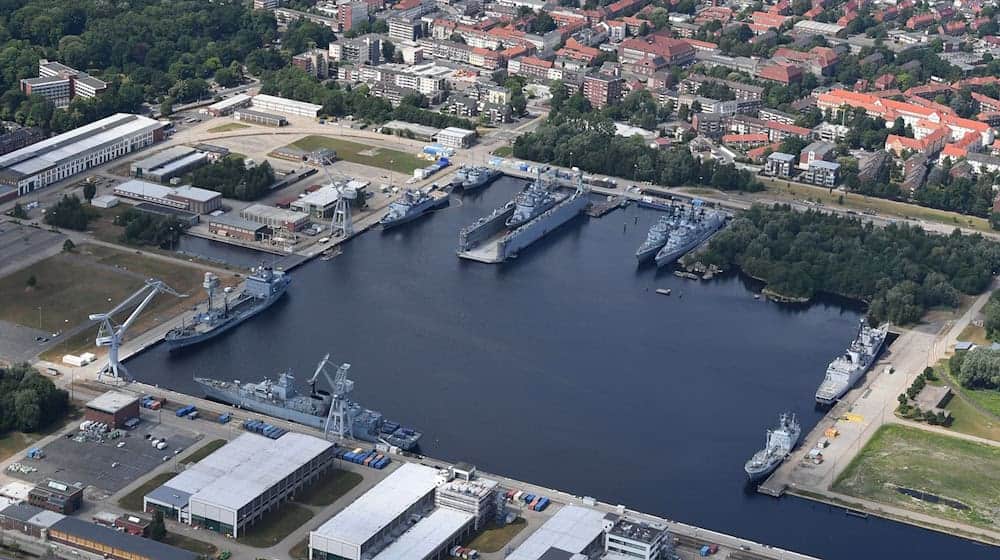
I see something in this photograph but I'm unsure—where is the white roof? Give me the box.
[156,433,332,512]
[373,508,473,560]
[506,505,608,560]
[86,391,138,414]
[114,179,175,200]
[252,94,322,112]
[131,146,197,170]
[294,185,340,208]
[437,127,475,137]
[172,185,220,203]
[208,93,251,111]
[151,152,208,177]
[312,463,441,546]
[0,114,161,178]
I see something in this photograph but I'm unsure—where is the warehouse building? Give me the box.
[208,214,268,241]
[144,433,334,538]
[240,203,310,233]
[291,185,340,218]
[0,503,64,539]
[435,127,476,149]
[506,505,612,560]
[310,463,448,560]
[28,480,84,514]
[0,113,163,196]
[251,94,322,118]
[113,179,222,214]
[130,146,208,183]
[84,391,140,429]
[381,120,440,142]
[435,464,498,531]
[234,108,288,127]
[48,517,198,560]
[207,93,252,117]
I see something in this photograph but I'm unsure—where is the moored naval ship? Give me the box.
[815,319,888,405]
[505,179,565,228]
[450,166,469,187]
[461,166,502,191]
[195,355,423,450]
[165,267,290,350]
[745,413,801,481]
[379,188,449,229]
[635,212,680,262]
[654,204,727,267]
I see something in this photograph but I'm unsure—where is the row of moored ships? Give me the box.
[634,202,727,266]
[377,167,501,229]
[745,320,887,480]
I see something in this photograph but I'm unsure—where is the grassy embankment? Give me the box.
[833,424,1000,529]
[288,136,424,174]
[207,123,250,133]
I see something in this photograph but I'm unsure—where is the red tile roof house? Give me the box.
[757,62,803,84]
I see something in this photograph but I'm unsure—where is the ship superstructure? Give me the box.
[636,212,681,262]
[505,178,564,228]
[744,413,801,481]
[165,267,289,350]
[815,320,888,405]
[654,203,727,267]
[195,355,422,450]
[461,166,501,191]
[379,188,449,229]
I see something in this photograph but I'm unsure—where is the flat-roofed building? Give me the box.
[84,391,140,429]
[434,466,498,530]
[28,480,84,514]
[0,503,64,539]
[240,204,310,233]
[372,507,474,560]
[20,60,107,108]
[208,215,268,241]
[144,433,334,538]
[291,185,340,218]
[48,517,198,560]
[251,94,322,118]
[310,463,444,560]
[113,179,221,214]
[606,517,672,560]
[435,127,476,149]
[130,146,208,183]
[0,113,162,196]
[234,109,288,127]
[207,94,252,117]
[506,505,612,560]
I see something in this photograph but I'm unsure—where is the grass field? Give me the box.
[295,470,363,507]
[289,136,423,174]
[492,146,513,157]
[833,424,1000,529]
[957,324,991,347]
[119,472,177,511]
[760,178,991,233]
[36,244,231,361]
[163,532,217,557]
[208,123,250,133]
[464,518,527,553]
[179,439,226,465]
[937,360,1000,426]
[237,502,313,548]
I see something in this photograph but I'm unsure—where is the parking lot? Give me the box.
[0,221,65,277]
[6,419,200,496]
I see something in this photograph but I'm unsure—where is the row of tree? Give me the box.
[114,209,184,249]
[696,205,1000,324]
[0,363,70,434]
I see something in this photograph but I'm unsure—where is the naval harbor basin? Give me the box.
[128,177,993,560]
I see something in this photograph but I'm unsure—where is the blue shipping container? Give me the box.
[699,545,710,557]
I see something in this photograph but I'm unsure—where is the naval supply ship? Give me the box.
[654,204,727,267]
[379,188,449,229]
[815,319,888,405]
[195,355,422,450]
[461,166,501,191]
[165,267,290,351]
[744,413,801,481]
[635,212,681,262]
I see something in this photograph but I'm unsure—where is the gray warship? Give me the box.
[195,355,422,450]
[815,319,888,405]
[744,413,801,481]
[505,179,565,228]
[654,204,727,267]
[379,188,449,229]
[450,166,469,187]
[165,267,289,350]
[461,167,501,191]
[636,212,680,262]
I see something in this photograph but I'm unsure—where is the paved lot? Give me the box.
[8,420,199,495]
[0,221,65,278]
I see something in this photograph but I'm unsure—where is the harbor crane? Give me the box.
[315,155,357,238]
[89,279,185,382]
[319,355,354,439]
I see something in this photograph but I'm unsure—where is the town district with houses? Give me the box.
[0,1,1000,560]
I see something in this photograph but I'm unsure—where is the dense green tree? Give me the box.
[44,195,91,230]
[149,510,166,541]
[9,202,27,219]
[114,210,184,249]
[0,363,69,435]
[82,182,96,201]
[190,158,276,201]
[957,347,1000,390]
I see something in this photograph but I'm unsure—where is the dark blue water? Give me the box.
[130,178,994,560]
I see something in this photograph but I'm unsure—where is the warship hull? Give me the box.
[379,196,449,230]
[654,219,725,267]
[461,169,501,191]
[815,334,887,405]
[166,287,288,351]
[636,242,666,263]
[197,379,328,429]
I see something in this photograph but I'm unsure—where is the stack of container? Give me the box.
[140,396,165,410]
[334,447,390,469]
[241,419,287,440]
[175,405,197,418]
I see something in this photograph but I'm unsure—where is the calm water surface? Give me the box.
[130,178,993,559]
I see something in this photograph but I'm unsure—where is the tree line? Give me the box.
[114,209,184,249]
[190,157,275,201]
[696,204,1000,324]
[0,363,70,434]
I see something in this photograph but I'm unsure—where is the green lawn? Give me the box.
[492,146,513,157]
[464,518,526,553]
[120,472,177,511]
[957,324,991,346]
[289,136,424,174]
[937,360,1000,424]
[207,123,250,133]
[833,424,1000,529]
[237,502,313,548]
[162,532,217,557]
[179,439,227,465]
[295,470,363,507]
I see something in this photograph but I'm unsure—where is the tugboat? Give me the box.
[379,188,449,229]
[165,267,290,350]
[745,413,801,481]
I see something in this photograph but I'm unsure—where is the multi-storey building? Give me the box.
[388,16,423,42]
[292,49,331,79]
[329,36,381,66]
[336,0,368,32]
[583,74,624,109]
[20,60,107,108]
